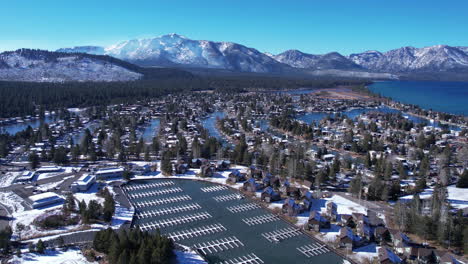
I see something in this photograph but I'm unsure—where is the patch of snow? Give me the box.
[8,247,96,264]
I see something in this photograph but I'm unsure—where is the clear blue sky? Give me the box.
[1,0,467,55]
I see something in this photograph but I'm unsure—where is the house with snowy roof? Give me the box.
[226,169,246,184]
[378,247,403,264]
[338,227,363,250]
[261,186,281,203]
[282,197,304,217]
[242,178,263,192]
[306,211,330,232]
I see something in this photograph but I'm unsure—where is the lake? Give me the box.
[369,81,468,116]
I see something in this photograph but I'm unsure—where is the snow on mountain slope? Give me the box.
[0,49,142,82]
[60,34,288,73]
[274,49,362,70]
[349,45,468,72]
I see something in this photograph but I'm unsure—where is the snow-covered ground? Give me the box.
[175,245,207,264]
[73,184,104,205]
[400,185,468,210]
[8,247,96,264]
[0,171,21,187]
[37,176,74,192]
[447,185,468,210]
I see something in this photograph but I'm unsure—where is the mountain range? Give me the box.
[0,49,192,82]
[0,33,467,82]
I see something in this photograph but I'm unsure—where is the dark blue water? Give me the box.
[297,106,461,130]
[202,112,228,143]
[369,81,468,116]
[141,119,160,142]
[0,116,55,135]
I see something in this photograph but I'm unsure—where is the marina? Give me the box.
[124,179,344,264]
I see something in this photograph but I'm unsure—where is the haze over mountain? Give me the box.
[0,49,192,82]
[56,34,468,80]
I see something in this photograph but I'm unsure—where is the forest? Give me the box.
[0,77,368,117]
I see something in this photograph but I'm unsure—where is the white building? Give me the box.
[16,171,35,182]
[35,166,62,174]
[95,167,125,180]
[70,174,96,192]
[29,192,64,209]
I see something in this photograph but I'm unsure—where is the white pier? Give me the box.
[140,211,212,231]
[227,203,260,213]
[213,194,240,202]
[221,253,264,264]
[133,195,192,208]
[129,187,183,199]
[193,236,244,255]
[136,203,201,219]
[124,181,175,191]
[297,243,330,257]
[241,214,279,226]
[200,185,228,193]
[261,227,302,243]
[166,223,226,241]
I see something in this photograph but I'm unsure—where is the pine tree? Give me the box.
[36,239,45,254]
[456,170,468,188]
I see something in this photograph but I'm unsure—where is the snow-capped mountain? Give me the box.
[273,50,362,70]
[349,45,468,72]
[0,49,142,82]
[56,34,468,79]
[60,34,288,73]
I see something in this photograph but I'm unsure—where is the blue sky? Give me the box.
[1,0,467,55]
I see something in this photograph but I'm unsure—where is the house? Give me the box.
[306,211,330,231]
[70,174,96,192]
[326,201,338,221]
[356,221,373,241]
[226,169,246,184]
[374,226,391,245]
[191,158,207,168]
[29,192,64,209]
[367,209,385,227]
[378,247,403,264]
[390,230,412,255]
[338,227,362,250]
[248,165,263,180]
[261,187,281,203]
[216,160,230,171]
[199,163,216,177]
[282,198,304,217]
[340,214,355,228]
[175,163,189,174]
[409,247,437,264]
[243,178,262,192]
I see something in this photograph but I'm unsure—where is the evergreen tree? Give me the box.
[28,152,40,169]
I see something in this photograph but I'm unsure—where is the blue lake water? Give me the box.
[297,106,461,131]
[0,116,55,135]
[202,111,228,144]
[369,81,468,116]
[141,119,160,142]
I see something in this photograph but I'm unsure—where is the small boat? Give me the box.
[236,194,245,200]
[272,236,281,243]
